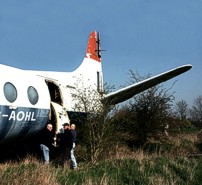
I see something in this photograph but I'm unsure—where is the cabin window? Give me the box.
[4,82,17,103]
[27,86,39,105]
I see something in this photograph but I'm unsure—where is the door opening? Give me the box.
[46,81,62,106]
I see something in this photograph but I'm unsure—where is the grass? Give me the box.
[0,156,202,185]
[1,133,202,185]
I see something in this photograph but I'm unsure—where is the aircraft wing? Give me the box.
[103,64,192,105]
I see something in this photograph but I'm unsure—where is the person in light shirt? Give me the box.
[70,123,77,170]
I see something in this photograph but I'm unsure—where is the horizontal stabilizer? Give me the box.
[103,64,192,105]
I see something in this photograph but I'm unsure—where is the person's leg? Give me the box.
[61,147,70,168]
[70,147,77,169]
[40,144,50,164]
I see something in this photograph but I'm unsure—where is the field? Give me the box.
[1,132,202,185]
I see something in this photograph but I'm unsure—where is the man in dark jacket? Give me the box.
[40,123,55,164]
[59,123,73,167]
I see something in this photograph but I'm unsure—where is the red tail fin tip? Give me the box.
[85,31,101,62]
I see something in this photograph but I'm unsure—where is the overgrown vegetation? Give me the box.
[1,133,202,185]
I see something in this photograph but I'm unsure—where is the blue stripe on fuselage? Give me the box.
[0,105,50,144]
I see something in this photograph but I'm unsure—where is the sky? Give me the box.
[0,0,202,107]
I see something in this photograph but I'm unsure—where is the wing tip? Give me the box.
[179,64,192,72]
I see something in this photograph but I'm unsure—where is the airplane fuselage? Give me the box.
[0,65,50,144]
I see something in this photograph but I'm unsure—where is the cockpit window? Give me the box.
[4,82,17,103]
[27,86,39,105]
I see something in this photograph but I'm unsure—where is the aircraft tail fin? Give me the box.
[85,31,102,62]
[73,31,104,93]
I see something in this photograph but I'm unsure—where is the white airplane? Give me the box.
[0,31,192,145]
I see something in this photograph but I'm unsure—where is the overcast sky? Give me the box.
[0,0,202,106]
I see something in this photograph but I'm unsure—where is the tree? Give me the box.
[71,79,119,163]
[174,100,189,120]
[123,70,175,146]
[170,100,193,132]
[190,95,202,127]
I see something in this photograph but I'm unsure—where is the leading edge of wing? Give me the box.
[103,64,192,105]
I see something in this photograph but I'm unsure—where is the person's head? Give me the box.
[46,123,53,131]
[63,123,70,130]
[70,124,76,130]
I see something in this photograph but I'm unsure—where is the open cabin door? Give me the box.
[51,101,70,134]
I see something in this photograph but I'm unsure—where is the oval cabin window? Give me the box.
[4,82,17,103]
[27,86,39,105]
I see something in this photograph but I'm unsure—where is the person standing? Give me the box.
[59,123,72,168]
[40,123,55,164]
[70,123,77,169]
